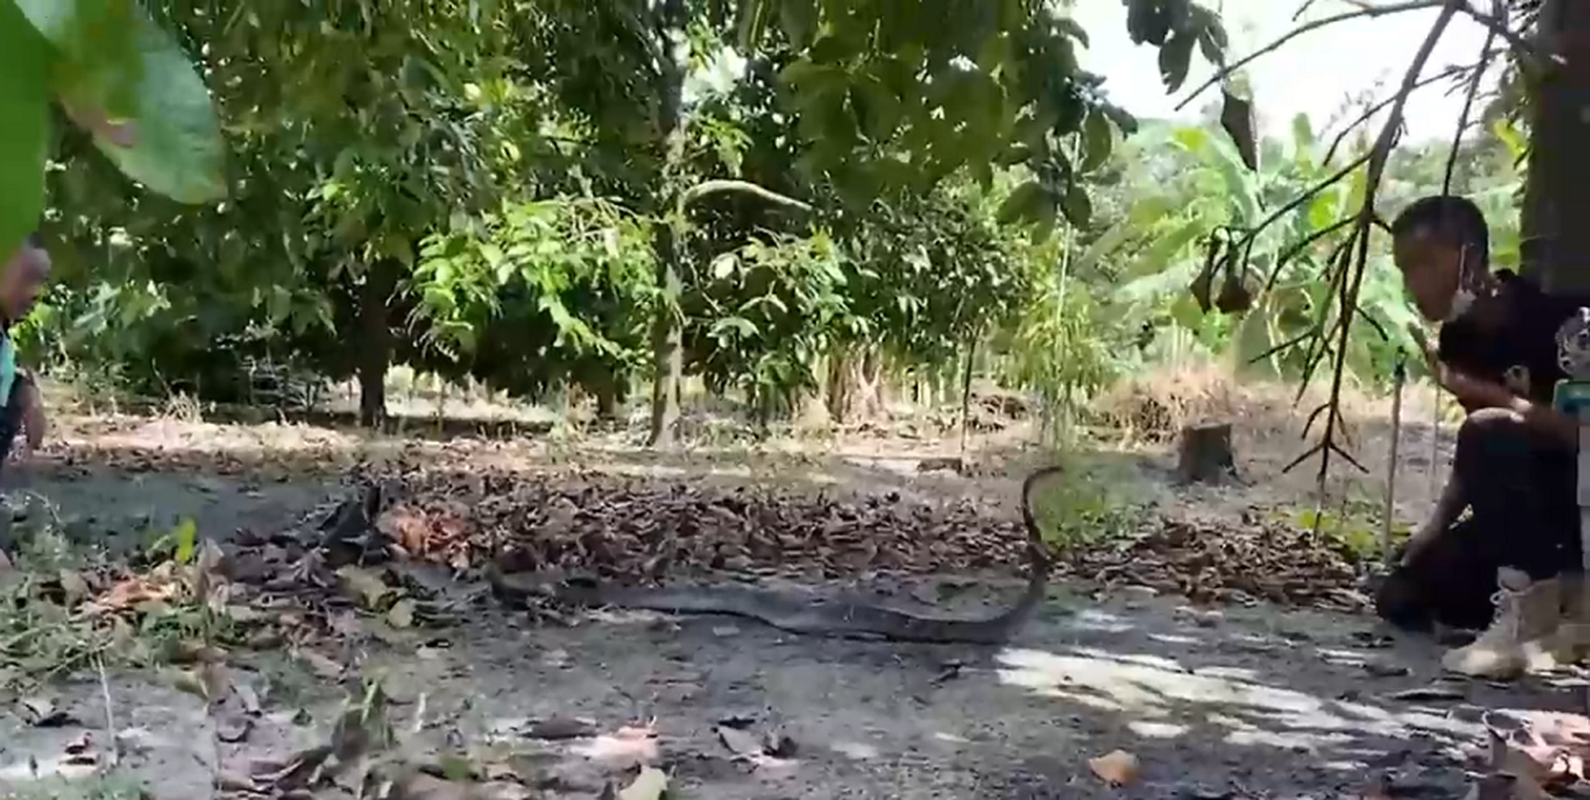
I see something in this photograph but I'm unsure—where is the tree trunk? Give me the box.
[826,348,850,423]
[1526,0,1590,294]
[356,259,398,428]
[593,366,622,423]
[856,347,885,419]
[643,0,687,448]
[645,224,684,447]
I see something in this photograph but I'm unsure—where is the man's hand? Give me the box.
[17,381,46,455]
[1407,323,1452,390]
[1399,518,1443,568]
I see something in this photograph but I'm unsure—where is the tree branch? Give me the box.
[1456,0,1546,64]
[678,179,813,214]
[1298,0,1461,485]
[1323,59,1485,165]
[1444,8,1501,193]
[1175,0,1446,112]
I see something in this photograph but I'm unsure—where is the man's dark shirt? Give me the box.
[1436,270,1584,534]
[1437,270,1590,407]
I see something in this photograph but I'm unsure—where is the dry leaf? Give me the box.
[525,716,597,740]
[216,714,254,743]
[336,565,392,609]
[1088,749,1140,787]
[716,725,764,757]
[618,767,668,800]
[387,599,417,629]
[295,649,347,681]
[576,721,660,767]
[167,668,209,700]
[58,570,90,604]
[16,696,74,727]
[197,661,231,704]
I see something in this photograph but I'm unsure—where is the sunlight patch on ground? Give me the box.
[993,646,1479,756]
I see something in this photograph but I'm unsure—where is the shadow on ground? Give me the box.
[3,581,1564,800]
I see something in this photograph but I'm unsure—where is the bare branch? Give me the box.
[1444,9,1502,192]
[1261,216,1355,295]
[1324,60,1483,165]
[1456,0,1545,63]
[679,179,813,214]
[1175,0,1446,112]
[1310,1,1461,484]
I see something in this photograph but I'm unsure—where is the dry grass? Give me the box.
[1088,360,1453,535]
[31,360,1455,530]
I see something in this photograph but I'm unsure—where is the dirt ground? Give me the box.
[0,379,1573,800]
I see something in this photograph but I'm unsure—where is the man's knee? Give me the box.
[1456,407,1531,470]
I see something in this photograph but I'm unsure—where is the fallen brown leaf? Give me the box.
[716,725,764,757]
[337,565,393,610]
[618,767,668,800]
[295,649,347,681]
[1088,749,1140,787]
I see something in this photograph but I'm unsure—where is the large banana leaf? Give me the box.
[0,0,53,256]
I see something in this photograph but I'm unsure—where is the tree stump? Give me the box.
[1177,422,1237,484]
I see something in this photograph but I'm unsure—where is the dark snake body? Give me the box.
[490,466,1060,644]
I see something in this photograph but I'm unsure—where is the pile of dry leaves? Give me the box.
[1060,513,1367,611]
[371,467,1032,581]
[356,464,1368,612]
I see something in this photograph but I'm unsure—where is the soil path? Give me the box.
[0,415,1565,800]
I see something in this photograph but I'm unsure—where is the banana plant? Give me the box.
[1096,113,1422,386]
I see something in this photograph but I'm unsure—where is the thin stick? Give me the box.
[1175,0,1444,112]
[1382,353,1407,567]
[1324,61,1482,166]
[96,654,120,768]
[1443,12,1500,193]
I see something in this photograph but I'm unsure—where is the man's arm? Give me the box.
[1401,471,1464,565]
[1442,368,1577,445]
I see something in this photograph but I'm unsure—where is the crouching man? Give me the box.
[1376,195,1583,680]
[0,234,50,474]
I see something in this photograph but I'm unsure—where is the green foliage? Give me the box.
[0,0,222,257]
[1031,454,1145,549]
[29,0,1523,441]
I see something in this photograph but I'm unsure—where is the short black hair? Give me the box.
[1391,195,1489,261]
[23,232,42,250]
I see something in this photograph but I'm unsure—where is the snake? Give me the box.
[487,465,1061,644]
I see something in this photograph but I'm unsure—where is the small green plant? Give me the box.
[1291,498,1409,564]
[1030,454,1145,550]
[0,512,236,686]
[144,517,198,565]
[3,774,151,800]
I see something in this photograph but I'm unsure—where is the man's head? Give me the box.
[1391,195,1490,322]
[1,233,50,323]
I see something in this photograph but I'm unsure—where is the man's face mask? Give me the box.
[1446,245,1477,322]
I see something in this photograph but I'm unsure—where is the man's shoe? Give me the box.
[1442,568,1562,680]
[1546,571,1590,668]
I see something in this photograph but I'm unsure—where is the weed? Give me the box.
[1288,495,1409,565]
[0,508,231,689]
[2,774,151,799]
[1030,453,1146,551]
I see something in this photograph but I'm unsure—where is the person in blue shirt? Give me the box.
[0,233,51,471]
[1377,195,1586,679]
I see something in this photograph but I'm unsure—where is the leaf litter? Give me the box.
[338,459,1372,613]
[0,441,1518,799]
